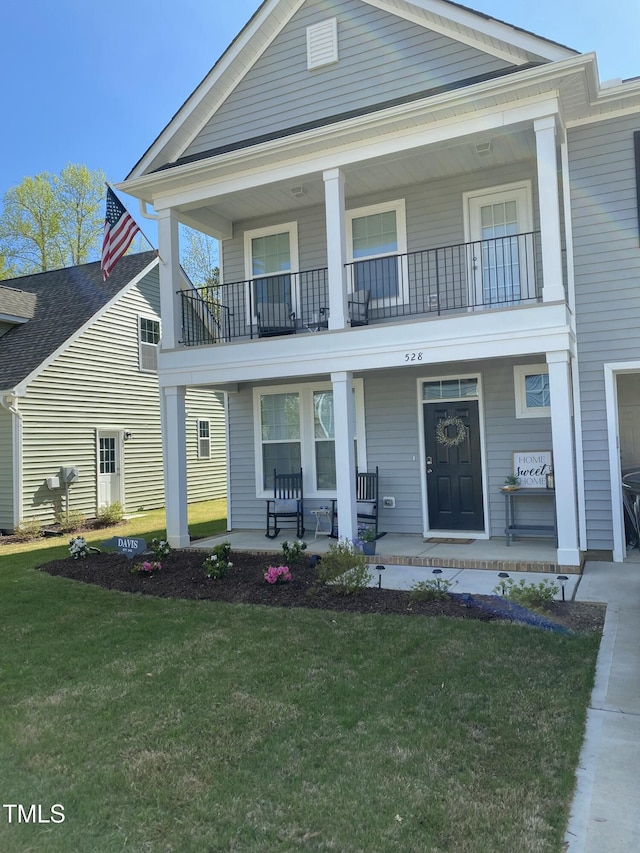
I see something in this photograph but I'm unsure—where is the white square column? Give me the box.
[323,168,348,330]
[534,116,565,304]
[332,371,357,540]
[161,385,190,548]
[156,207,181,350]
[547,351,580,566]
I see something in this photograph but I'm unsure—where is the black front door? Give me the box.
[424,401,484,531]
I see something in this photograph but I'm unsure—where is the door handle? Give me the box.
[427,468,433,474]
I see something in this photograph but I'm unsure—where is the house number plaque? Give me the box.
[404,352,423,362]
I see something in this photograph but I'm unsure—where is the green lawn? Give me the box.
[0,501,600,852]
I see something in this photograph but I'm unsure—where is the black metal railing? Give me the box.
[180,232,542,345]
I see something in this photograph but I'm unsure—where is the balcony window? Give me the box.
[244,223,299,319]
[347,200,407,306]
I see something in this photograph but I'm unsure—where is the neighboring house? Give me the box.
[0,252,226,532]
[120,0,640,567]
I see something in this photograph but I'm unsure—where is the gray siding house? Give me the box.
[0,253,226,532]
[119,0,640,568]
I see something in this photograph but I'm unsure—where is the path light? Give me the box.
[557,575,569,602]
[497,571,510,595]
[376,565,385,589]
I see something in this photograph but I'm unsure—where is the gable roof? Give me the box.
[0,252,158,394]
[0,286,37,323]
[126,0,577,180]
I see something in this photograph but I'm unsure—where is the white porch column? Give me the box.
[161,385,190,548]
[156,207,181,349]
[332,371,357,540]
[323,168,348,330]
[534,116,565,303]
[547,351,580,566]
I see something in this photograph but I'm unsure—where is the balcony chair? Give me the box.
[266,468,304,539]
[348,290,370,327]
[257,303,297,337]
[330,466,379,538]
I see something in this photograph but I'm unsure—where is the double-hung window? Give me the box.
[254,381,365,496]
[197,419,211,459]
[244,223,299,320]
[139,316,160,372]
[347,200,407,306]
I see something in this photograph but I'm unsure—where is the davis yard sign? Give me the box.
[101,536,147,560]
[512,451,553,488]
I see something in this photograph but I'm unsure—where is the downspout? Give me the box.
[1,393,23,531]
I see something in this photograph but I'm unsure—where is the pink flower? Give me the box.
[264,565,292,584]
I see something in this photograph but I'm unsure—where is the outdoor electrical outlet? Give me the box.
[383,497,395,508]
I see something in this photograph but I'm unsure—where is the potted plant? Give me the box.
[502,474,521,491]
[357,524,377,555]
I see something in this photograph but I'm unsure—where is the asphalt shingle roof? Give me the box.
[0,252,158,392]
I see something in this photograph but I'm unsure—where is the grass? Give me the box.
[0,500,600,852]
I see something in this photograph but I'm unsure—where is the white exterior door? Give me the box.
[466,184,534,307]
[97,431,122,508]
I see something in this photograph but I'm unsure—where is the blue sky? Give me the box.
[2,0,638,208]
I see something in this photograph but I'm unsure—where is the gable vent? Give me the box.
[307,18,338,70]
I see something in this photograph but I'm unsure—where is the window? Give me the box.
[139,316,160,372]
[244,223,299,319]
[254,381,365,496]
[346,201,407,305]
[514,364,550,418]
[99,436,116,474]
[307,18,338,70]
[197,420,211,459]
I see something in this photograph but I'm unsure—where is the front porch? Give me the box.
[190,528,578,573]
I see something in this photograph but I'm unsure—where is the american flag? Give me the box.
[101,188,140,280]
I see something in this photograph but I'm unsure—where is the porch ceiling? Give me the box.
[179,126,536,224]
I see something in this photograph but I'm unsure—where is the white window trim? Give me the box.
[253,380,366,498]
[197,419,211,460]
[346,199,408,307]
[514,363,550,418]
[243,222,300,322]
[138,315,160,373]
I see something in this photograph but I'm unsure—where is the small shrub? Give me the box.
[150,538,171,560]
[95,502,124,527]
[316,538,371,595]
[281,539,307,567]
[409,578,454,602]
[56,509,86,533]
[357,524,377,543]
[131,560,161,575]
[13,518,43,542]
[264,565,292,584]
[203,542,233,579]
[493,577,558,610]
[69,536,100,559]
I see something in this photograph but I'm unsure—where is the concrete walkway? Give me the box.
[564,561,640,852]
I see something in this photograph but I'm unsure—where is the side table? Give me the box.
[310,508,332,538]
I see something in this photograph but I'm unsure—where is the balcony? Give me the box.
[180,231,542,347]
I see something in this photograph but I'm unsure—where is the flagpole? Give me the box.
[105,183,162,260]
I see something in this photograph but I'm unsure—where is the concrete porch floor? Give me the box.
[191,529,568,573]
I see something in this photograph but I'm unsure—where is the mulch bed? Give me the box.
[37,549,606,634]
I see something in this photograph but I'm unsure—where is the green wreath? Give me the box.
[435,416,468,448]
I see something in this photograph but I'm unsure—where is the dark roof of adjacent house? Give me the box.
[0,252,158,392]
[0,286,37,322]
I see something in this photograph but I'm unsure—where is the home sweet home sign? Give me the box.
[512,451,553,488]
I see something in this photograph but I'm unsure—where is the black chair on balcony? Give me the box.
[257,303,297,337]
[266,469,304,539]
[348,290,370,327]
[330,466,379,538]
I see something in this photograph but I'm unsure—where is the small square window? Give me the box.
[514,364,550,418]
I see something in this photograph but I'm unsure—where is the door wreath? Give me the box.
[435,416,468,448]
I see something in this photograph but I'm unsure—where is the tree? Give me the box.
[0,164,106,275]
[0,250,17,281]
[180,227,219,288]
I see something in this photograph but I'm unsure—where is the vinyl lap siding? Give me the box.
[0,407,14,530]
[569,114,640,551]
[18,271,225,525]
[185,0,511,159]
